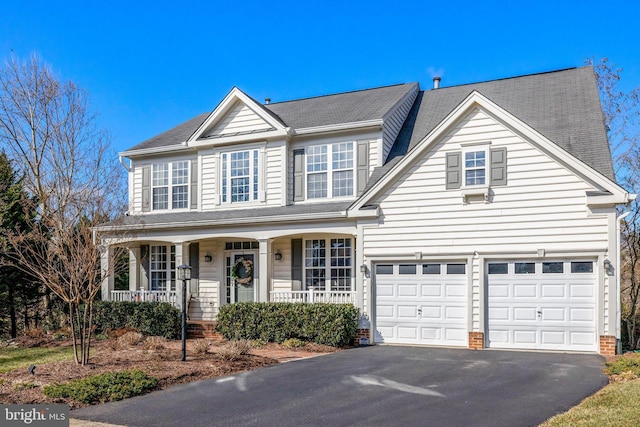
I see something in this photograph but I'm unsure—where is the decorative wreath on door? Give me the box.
[232,257,254,284]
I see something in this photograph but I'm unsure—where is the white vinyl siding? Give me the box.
[205,101,272,138]
[364,108,611,333]
[189,241,219,321]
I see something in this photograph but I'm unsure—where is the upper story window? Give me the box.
[152,161,189,210]
[222,149,259,203]
[464,150,486,186]
[306,142,354,199]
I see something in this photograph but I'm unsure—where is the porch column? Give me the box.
[258,239,270,302]
[174,242,191,311]
[128,247,141,291]
[100,245,115,301]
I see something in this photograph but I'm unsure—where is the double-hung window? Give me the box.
[149,245,176,291]
[152,161,189,210]
[304,238,352,291]
[306,142,354,199]
[222,149,260,203]
[464,150,486,186]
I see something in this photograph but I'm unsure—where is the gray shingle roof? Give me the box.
[264,83,418,129]
[388,66,614,180]
[123,83,418,153]
[101,202,353,229]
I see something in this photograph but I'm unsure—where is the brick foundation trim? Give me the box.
[187,321,224,342]
[599,335,617,356]
[468,332,484,349]
[354,328,370,346]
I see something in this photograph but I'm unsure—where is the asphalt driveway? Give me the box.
[72,346,607,427]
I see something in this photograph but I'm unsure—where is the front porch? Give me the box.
[101,233,362,322]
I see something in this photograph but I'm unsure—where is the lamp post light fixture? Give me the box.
[177,264,192,362]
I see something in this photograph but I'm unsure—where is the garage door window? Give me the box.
[515,262,535,274]
[488,263,508,274]
[542,262,564,273]
[423,264,441,274]
[399,264,416,275]
[376,264,393,275]
[571,261,593,273]
[447,264,466,274]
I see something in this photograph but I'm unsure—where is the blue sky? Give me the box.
[2,0,639,153]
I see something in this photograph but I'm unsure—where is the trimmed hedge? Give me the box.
[93,301,181,340]
[216,302,359,347]
[43,370,158,403]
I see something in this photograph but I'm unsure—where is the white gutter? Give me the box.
[118,155,131,172]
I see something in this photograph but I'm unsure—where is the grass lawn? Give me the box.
[0,346,74,373]
[540,379,640,426]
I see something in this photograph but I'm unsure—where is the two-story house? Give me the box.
[99,66,634,355]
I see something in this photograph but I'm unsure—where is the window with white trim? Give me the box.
[152,161,189,210]
[464,150,486,186]
[149,245,176,291]
[306,142,354,199]
[304,238,352,291]
[222,149,260,203]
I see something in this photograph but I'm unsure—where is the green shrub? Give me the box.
[605,352,640,376]
[43,370,158,404]
[216,303,359,347]
[281,338,306,348]
[93,301,181,339]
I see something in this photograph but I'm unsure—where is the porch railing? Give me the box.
[270,288,356,304]
[109,290,179,306]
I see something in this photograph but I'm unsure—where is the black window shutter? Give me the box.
[190,161,198,209]
[291,239,303,289]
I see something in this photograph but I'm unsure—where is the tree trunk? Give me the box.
[8,282,16,338]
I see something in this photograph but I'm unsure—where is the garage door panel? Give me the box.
[570,308,594,322]
[489,284,509,298]
[514,284,537,298]
[446,284,466,297]
[445,306,466,320]
[487,260,596,352]
[376,305,395,318]
[375,262,467,346]
[377,284,395,297]
[422,306,442,319]
[421,284,442,297]
[397,327,418,339]
[541,284,565,298]
[398,305,417,318]
[513,330,537,344]
[570,284,594,298]
[541,308,565,322]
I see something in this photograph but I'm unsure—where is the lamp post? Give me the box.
[177,264,192,362]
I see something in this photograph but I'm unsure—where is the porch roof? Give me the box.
[99,201,354,231]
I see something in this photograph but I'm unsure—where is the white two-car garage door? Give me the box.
[487,260,597,352]
[375,262,467,346]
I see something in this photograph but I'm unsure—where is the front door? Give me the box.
[228,252,256,303]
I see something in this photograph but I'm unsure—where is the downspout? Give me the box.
[617,209,632,354]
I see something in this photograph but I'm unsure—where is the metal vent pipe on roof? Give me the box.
[433,77,441,89]
[265,98,271,104]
